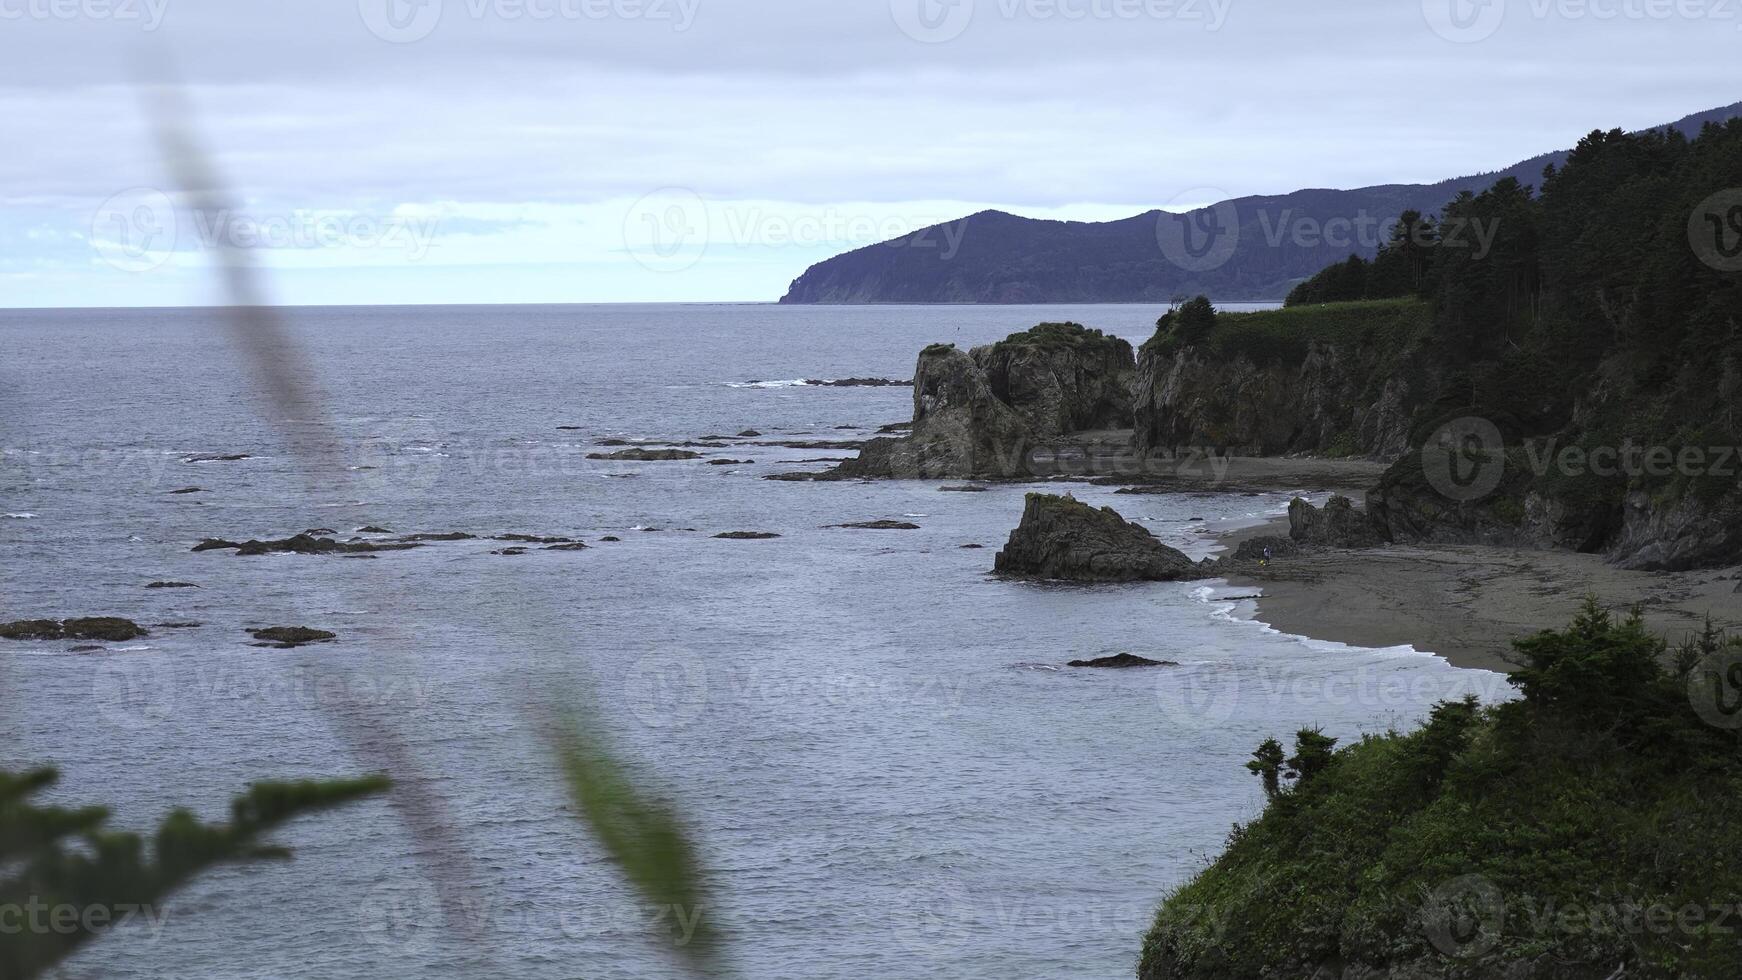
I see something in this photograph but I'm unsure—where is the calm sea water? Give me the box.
[0,304,1507,979]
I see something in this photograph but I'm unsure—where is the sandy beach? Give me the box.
[1216,516,1742,673]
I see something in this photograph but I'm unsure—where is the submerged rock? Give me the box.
[145,581,199,589]
[993,493,1205,582]
[495,534,574,544]
[357,525,394,534]
[939,484,991,492]
[714,531,781,540]
[184,453,251,463]
[588,448,704,461]
[544,542,590,551]
[806,377,913,387]
[169,487,207,494]
[827,520,921,530]
[709,458,754,466]
[396,532,475,542]
[1,618,148,642]
[249,626,337,649]
[1067,653,1177,668]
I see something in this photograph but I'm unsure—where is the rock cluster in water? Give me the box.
[0,618,148,642]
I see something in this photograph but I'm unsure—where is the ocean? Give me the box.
[0,303,1508,979]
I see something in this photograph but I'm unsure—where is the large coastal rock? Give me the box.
[994,493,1204,582]
[838,323,1135,480]
[1289,495,1385,548]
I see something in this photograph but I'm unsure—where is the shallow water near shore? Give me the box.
[0,303,1509,979]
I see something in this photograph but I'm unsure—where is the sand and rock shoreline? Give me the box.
[1199,463,1742,674]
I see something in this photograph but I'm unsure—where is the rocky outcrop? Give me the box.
[994,493,1206,582]
[1,618,148,642]
[1289,495,1385,548]
[836,323,1136,480]
[194,534,421,556]
[587,448,704,461]
[1068,653,1178,668]
[249,627,336,649]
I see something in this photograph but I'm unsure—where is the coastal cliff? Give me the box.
[1131,299,1434,460]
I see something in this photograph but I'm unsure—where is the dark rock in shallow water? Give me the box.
[184,453,251,463]
[1068,653,1177,668]
[195,534,422,556]
[750,440,864,450]
[960,543,985,549]
[1,618,148,642]
[714,531,781,540]
[828,520,921,530]
[588,448,704,461]
[556,425,583,430]
[304,528,337,536]
[737,429,763,438]
[876,421,913,434]
[68,645,105,654]
[357,525,394,534]
[396,532,474,542]
[155,622,201,629]
[939,485,991,493]
[495,534,574,544]
[249,626,337,649]
[1289,495,1383,549]
[146,581,199,589]
[805,377,913,387]
[544,542,589,551]
[169,487,206,494]
[493,547,529,556]
[994,493,1205,582]
[709,458,754,466]
[600,535,622,542]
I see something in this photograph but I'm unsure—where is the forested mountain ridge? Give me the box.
[778,101,1742,304]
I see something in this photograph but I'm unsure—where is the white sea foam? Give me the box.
[726,379,809,389]
[4,512,36,519]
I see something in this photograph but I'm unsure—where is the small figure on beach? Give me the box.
[1261,545,1272,567]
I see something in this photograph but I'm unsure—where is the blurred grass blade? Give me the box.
[549,716,723,973]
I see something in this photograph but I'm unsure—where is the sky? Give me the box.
[1,0,1735,307]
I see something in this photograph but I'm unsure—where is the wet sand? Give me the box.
[1217,518,1742,673]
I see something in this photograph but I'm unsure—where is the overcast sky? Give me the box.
[1,0,1735,306]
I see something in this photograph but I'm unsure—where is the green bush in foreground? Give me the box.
[1141,601,1742,980]
[0,769,388,979]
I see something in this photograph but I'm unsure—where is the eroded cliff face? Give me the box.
[1131,341,1428,461]
[837,324,1136,479]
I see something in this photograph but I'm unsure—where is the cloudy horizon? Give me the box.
[2,0,1736,307]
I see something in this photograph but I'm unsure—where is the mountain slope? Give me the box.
[779,101,1742,304]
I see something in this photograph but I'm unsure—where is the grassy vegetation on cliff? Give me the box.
[1141,602,1742,980]
[992,321,1119,351]
[1143,297,1431,367]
